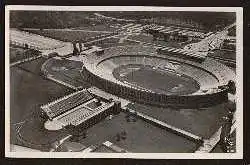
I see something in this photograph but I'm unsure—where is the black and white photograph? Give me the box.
[5,6,243,158]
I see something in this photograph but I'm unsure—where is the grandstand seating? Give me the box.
[156,46,207,61]
[41,90,93,120]
[201,59,235,84]
[58,105,92,125]
[43,93,120,129]
[94,54,221,93]
[56,101,117,127]
[176,65,218,89]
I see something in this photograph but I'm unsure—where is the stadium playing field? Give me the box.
[113,65,200,95]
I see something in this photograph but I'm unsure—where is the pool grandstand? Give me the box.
[41,89,121,130]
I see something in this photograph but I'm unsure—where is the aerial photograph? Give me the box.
[7,8,239,155]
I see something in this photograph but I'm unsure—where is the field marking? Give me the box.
[10,54,43,67]
[46,74,78,90]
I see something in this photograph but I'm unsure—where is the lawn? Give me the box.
[72,24,119,32]
[26,29,112,42]
[127,34,183,48]
[10,64,74,150]
[10,46,40,63]
[93,37,139,49]
[126,102,229,139]
[78,112,198,152]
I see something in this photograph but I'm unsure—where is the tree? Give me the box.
[227,80,236,95]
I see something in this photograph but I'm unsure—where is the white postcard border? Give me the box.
[5,6,243,159]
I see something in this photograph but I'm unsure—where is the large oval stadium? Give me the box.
[82,45,235,108]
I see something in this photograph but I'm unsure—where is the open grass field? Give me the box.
[93,37,139,49]
[79,112,198,153]
[126,102,229,139]
[127,34,184,48]
[72,24,120,32]
[10,46,40,63]
[18,56,48,74]
[26,29,112,42]
[127,34,154,43]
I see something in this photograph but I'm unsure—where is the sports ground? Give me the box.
[113,65,200,95]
